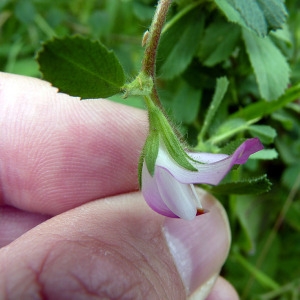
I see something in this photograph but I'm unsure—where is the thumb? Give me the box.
[0,190,231,299]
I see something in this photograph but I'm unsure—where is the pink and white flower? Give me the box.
[142,138,263,220]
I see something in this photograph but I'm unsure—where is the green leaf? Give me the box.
[209,175,272,195]
[233,250,280,290]
[157,6,204,79]
[161,79,201,124]
[198,19,241,66]
[249,149,278,160]
[248,125,277,144]
[271,109,296,131]
[37,36,125,99]
[242,28,290,101]
[286,201,300,231]
[198,77,229,141]
[209,118,249,145]
[282,164,300,190]
[256,0,287,32]
[173,85,201,124]
[15,0,36,24]
[214,0,287,37]
[230,83,300,122]
[234,195,265,252]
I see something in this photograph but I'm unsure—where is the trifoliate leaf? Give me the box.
[214,0,287,37]
[209,175,272,195]
[248,125,277,144]
[157,7,204,79]
[243,29,290,101]
[198,19,241,66]
[37,36,125,99]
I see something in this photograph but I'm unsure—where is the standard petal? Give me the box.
[141,163,177,218]
[156,138,263,185]
[155,166,197,220]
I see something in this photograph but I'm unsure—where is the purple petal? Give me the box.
[155,167,198,220]
[141,163,178,218]
[156,138,263,185]
[232,138,264,164]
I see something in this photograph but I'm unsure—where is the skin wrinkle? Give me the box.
[0,193,188,299]
[42,239,156,299]
[117,228,168,299]
[0,78,148,213]
[119,216,177,299]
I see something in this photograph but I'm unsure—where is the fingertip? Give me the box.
[206,276,239,300]
[163,189,231,295]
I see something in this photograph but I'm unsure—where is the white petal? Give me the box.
[188,152,228,163]
[141,163,178,217]
[155,167,197,220]
[156,138,263,185]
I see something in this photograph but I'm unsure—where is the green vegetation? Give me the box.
[1,0,300,298]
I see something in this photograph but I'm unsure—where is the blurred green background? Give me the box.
[1,0,300,299]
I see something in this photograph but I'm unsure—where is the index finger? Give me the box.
[0,72,148,215]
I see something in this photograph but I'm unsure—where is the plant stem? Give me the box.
[142,0,171,77]
[142,0,172,107]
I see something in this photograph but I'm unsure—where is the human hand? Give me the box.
[0,72,239,299]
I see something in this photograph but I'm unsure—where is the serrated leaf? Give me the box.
[209,175,272,195]
[157,7,204,79]
[37,36,125,99]
[243,28,290,101]
[248,125,277,144]
[198,19,241,66]
[256,0,287,31]
[214,0,287,37]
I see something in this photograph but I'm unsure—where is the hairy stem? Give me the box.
[142,0,172,107]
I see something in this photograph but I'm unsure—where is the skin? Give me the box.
[0,72,239,299]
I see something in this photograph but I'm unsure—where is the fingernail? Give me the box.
[162,190,231,295]
[189,273,218,300]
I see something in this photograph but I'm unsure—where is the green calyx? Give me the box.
[122,71,154,98]
[138,96,197,188]
[148,104,197,172]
